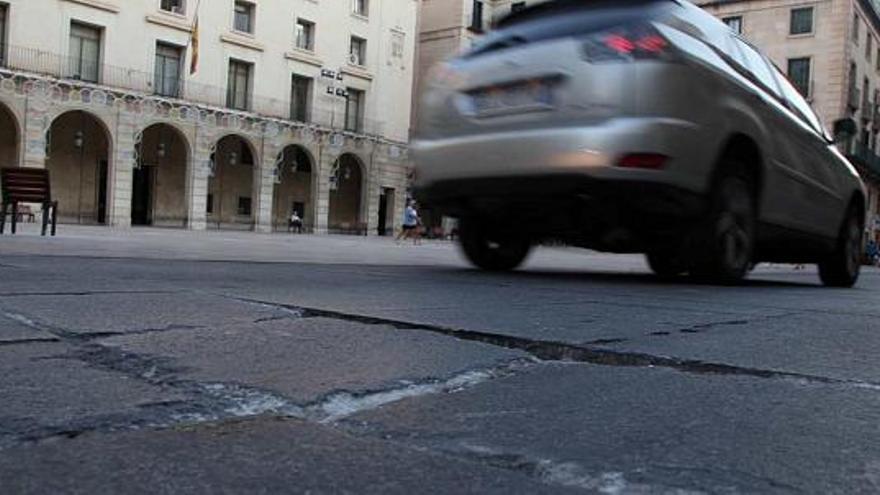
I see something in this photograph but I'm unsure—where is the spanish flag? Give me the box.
[189,14,200,75]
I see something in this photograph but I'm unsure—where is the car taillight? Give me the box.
[582,23,673,63]
[617,153,668,170]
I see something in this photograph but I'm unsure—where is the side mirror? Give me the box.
[832,118,857,143]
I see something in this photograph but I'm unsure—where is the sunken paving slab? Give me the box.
[99,317,528,404]
[0,343,187,448]
[347,363,880,494]
[0,417,571,495]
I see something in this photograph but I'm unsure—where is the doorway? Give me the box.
[131,166,154,226]
[378,187,395,236]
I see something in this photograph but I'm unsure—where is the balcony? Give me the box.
[0,43,386,137]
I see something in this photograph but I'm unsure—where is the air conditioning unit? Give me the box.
[349,52,361,66]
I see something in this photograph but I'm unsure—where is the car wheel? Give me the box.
[818,205,863,288]
[646,251,687,278]
[459,219,531,271]
[692,171,756,283]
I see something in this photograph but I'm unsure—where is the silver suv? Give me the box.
[413,0,866,287]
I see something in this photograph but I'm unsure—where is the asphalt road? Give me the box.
[1,227,879,494]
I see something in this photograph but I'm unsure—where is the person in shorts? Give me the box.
[396,201,421,244]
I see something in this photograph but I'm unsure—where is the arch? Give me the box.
[132,123,192,227]
[46,110,112,225]
[328,152,366,234]
[207,133,258,230]
[0,100,20,169]
[273,144,317,232]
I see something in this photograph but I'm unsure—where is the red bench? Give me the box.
[1,168,58,236]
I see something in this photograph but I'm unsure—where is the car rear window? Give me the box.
[468,0,676,59]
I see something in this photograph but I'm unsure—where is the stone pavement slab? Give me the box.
[349,363,880,494]
[0,342,186,448]
[0,417,570,495]
[0,292,294,336]
[602,312,880,384]
[101,317,527,403]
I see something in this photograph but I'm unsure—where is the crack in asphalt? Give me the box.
[226,296,880,391]
[0,290,180,298]
[0,338,61,347]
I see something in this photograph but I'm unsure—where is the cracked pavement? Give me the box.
[2,226,880,493]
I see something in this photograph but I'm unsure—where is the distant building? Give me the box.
[0,0,418,235]
[695,0,880,240]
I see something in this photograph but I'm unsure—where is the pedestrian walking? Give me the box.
[396,201,421,245]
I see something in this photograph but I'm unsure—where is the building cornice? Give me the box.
[60,0,119,13]
[219,33,265,52]
[145,14,192,33]
[284,50,324,68]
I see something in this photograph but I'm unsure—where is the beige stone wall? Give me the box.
[46,111,110,224]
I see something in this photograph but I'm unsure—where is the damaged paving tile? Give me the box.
[100,317,528,404]
[0,417,570,495]
[347,363,880,494]
[0,343,187,447]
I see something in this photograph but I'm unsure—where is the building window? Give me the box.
[470,1,484,32]
[787,57,811,98]
[870,35,874,60]
[206,194,213,214]
[295,19,314,51]
[723,16,743,34]
[876,48,880,70]
[511,2,527,13]
[352,0,368,17]
[68,22,102,83]
[350,36,366,66]
[226,59,252,110]
[290,74,312,122]
[789,7,813,35]
[234,1,254,34]
[854,14,860,43]
[237,197,252,216]
[154,42,182,97]
[160,0,185,14]
[345,88,364,132]
[0,4,7,67]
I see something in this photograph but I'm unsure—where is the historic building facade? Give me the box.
[696,0,880,239]
[0,0,418,235]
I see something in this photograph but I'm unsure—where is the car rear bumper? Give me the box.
[412,117,707,193]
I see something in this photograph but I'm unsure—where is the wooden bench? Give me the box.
[1,168,58,236]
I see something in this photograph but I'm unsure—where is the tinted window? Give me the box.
[789,7,813,35]
[733,38,782,98]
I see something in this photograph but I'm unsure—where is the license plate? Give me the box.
[468,80,555,116]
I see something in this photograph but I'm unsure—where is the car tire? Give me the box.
[646,251,687,278]
[818,205,863,288]
[459,219,531,272]
[691,170,756,284]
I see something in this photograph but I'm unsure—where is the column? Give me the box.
[187,130,212,231]
[22,101,49,169]
[108,113,133,228]
[253,161,275,233]
[313,148,334,235]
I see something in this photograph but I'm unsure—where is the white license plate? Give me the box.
[469,81,555,116]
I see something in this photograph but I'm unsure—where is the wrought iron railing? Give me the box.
[0,43,386,137]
